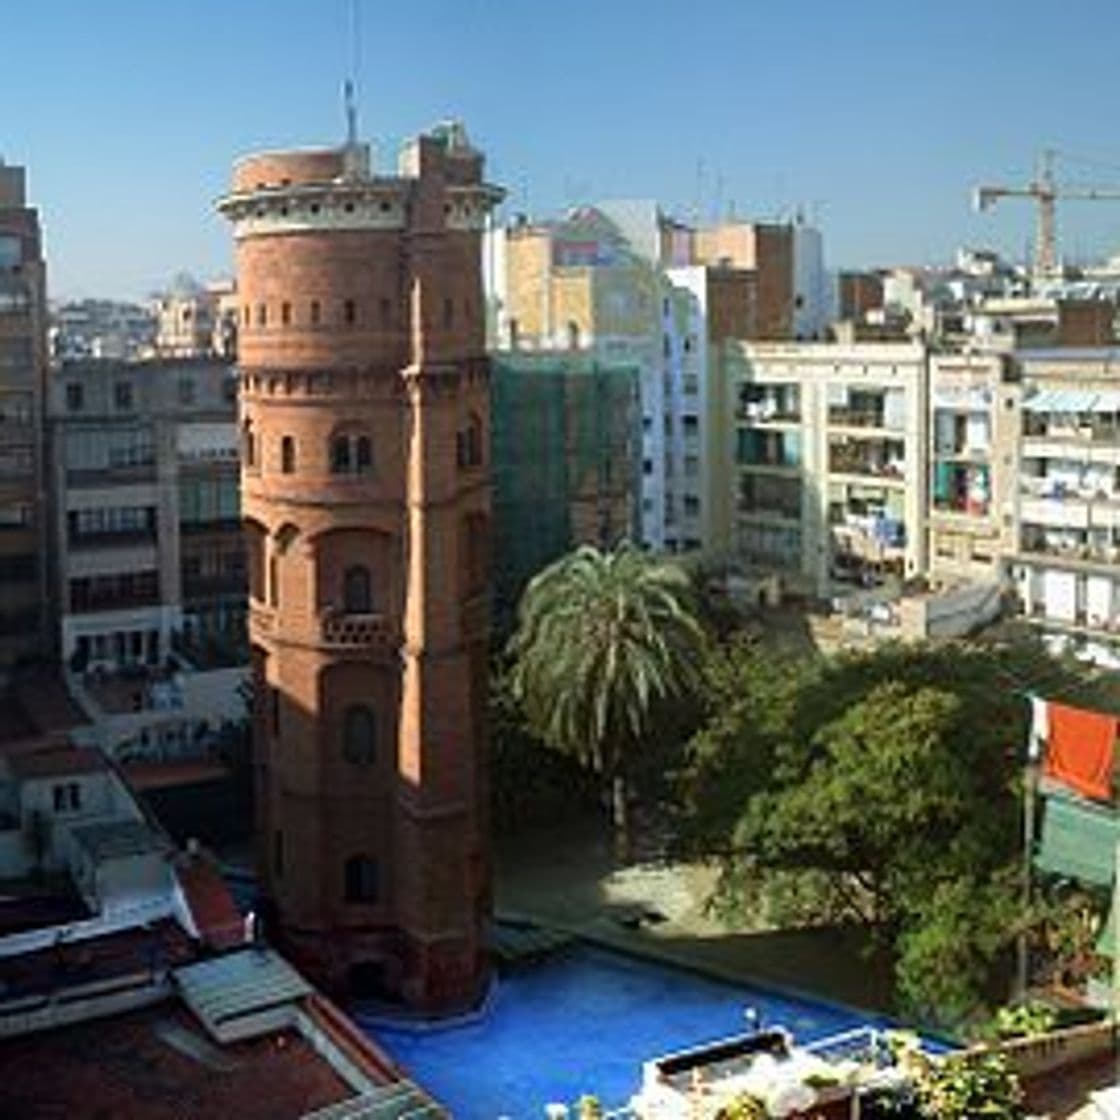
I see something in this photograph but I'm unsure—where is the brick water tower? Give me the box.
[217,122,502,1010]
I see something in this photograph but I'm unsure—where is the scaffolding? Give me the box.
[490,352,640,635]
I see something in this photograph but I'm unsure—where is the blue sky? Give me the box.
[4,0,1120,299]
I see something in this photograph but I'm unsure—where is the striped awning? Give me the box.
[1024,388,1120,413]
[1034,789,1119,887]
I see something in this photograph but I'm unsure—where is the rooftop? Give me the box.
[4,742,106,781]
[71,819,167,862]
[0,1002,352,1120]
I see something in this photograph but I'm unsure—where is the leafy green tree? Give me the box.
[677,636,1100,1024]
[507,542,707,857]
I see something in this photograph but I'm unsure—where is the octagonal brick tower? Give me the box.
[217,123,502,1010]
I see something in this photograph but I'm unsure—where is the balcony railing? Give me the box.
[1020,533,1120,565]
[827,407,888,429]
[828,452,905,480]
[69,529,157,550]
[319,610,394,649]
[1023,419,1120,444]
[737,501,801,520]
[182,574,247,600]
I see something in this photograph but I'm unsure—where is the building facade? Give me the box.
[46,359,246,761]
[927,351,1020,586]
[713,340,929,597]
[0,159,48,670]
[489,350,639,632]
[218,123,501,1009]
[1010,348,1120,663]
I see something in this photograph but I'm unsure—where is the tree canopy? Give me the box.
[676,634,1101,1025]
[507,542,707,776]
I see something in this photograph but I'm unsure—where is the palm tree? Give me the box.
[507,542,707,858]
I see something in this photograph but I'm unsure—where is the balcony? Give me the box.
[182,573,247,600]
[68,529,157,551]
[828,437,905,482]
[319,609,395,650]
[1020,526,1120,567]
[1023,417,1120,445]
[827,406,887,430]
[68,572,160,615]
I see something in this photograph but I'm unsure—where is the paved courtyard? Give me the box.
[495,815,895,1015]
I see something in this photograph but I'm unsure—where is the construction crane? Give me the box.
[973,149,1120,275]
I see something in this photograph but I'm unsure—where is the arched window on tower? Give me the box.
[331,435,352,474]
[343,299,356,326]
[342,704,376,766]
[280,435,296,474]
[344,854,379,903]
[457,413,484,470]
[242,419,256,469]
[355,436,372,474]
[343,565,371,613]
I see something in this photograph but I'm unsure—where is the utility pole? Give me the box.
[1017,758,1038,1000]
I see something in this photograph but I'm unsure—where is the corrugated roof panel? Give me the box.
[175,948,312,1037]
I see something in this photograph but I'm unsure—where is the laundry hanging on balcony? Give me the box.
[1041,700,1119,803]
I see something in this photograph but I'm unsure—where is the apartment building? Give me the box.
[492,203,789,554]
[497,207,686,551]
[46,358,246,762]
[1010,348,1120,658]
[713,340,929,598]
[0,158,48,669]
[927,351,1021,585]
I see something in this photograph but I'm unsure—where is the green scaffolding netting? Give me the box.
[490,353,640,635]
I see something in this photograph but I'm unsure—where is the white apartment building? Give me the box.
[1011,348,1120,663]
[714,340,929,597]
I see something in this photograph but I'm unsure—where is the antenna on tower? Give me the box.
[343,0,360,146]
[344,79,358,147]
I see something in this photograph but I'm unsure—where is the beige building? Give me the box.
[927,351,1020,586]
[712,340,929,598]
[0,158,49,670]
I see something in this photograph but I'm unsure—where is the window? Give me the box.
[281,301,291,326]
[379,297,392,326]
[458,412,483,469]
[52,782,81,813]
[268,554,279,607]
[343,565,371,613]
[344,855,379,903]
[243,420,256,468]
[343,299,356,326]
[567,320,580,349]
[443,297,454,328]
[342,705,376,765]
[256,303,267,327]
[280,436,296,474]
[242,305,250,326]
[356,436,372,474]
[66,382,83,411]
[310,300,321,326]
[331,435,351,474]
[114,380,133,410]
[177,377,195,406]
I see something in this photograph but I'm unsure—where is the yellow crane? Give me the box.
[973,149,1120,275]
